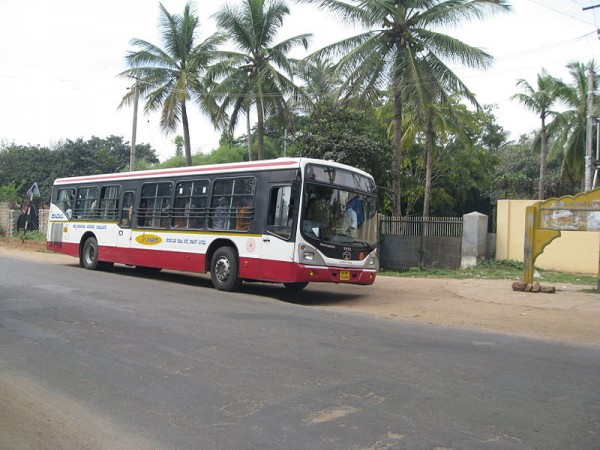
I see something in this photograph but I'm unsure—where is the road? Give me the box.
[1,253,599,449]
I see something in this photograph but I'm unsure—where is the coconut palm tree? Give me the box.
[210,0,311,160]
[294,55,344,108]
[511,69,558,199]
[119,2,225,166]
[549,61,599,186]
[297,0,510,214]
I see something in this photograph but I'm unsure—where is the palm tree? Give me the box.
[549,61,599,186]
[211,0,311,160]
[511,69,558,199]
[294,55,343,108]
[298,0,510,214]
[119,2,225,166]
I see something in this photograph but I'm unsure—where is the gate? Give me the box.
[379,215,463,270]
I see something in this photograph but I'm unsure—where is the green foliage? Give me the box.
[0,137,159,204]
[174,136,184,158]
[0,183,21,203]
[195,143,247,165]
[153,156,187,169]
[14,230,47,242]
[399,102,505,216]
[121,2,226,165]
[547,61,599,183]
[292,104,393,188]
[211,0,310,160]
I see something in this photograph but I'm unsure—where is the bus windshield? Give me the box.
[301,182,377,247]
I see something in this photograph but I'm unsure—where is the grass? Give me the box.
[380,259,597,286]
[13,231,47,242]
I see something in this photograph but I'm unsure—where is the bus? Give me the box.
[46,157,379,291]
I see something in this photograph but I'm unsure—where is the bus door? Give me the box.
[260,184,296,281]
[116,190,136,259]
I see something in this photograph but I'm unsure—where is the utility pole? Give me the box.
[130,83,139,172]
[585,67,595,191]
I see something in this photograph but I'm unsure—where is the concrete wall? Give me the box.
[0,203,48,236]
[496,199,599,275]
[380,235,462,271]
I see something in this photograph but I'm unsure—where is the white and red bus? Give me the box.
[47,157,379,291]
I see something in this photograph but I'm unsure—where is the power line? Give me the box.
[582,4,600,11]
[526,0,597,25]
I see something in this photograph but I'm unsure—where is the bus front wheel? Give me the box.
[210,247,242,292]
[81,237,113,271]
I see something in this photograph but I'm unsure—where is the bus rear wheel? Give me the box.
[210,247,242,292]
[283,282,309,291]
[81,237,113,271]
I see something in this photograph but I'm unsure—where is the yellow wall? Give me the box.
[496,199,599,275]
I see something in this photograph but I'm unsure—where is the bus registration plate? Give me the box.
[339,270,350,281]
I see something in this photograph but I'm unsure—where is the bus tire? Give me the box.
[283,282,309,291]
[81,237,113,271]
[210,247,242,292]
[81,237,100,270]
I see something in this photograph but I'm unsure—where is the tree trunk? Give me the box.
[539,115,547,200]
[181,100,193,166]
[423,110,434,218]
[246,109,253,161]
[392,86,403,216]
[256,95,265,161]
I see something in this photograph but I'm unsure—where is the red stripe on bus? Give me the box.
[54,160,299,184]
[47,242,376,285]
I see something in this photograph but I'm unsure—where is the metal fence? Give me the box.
[379,215,464,270]
[379,215,463,237]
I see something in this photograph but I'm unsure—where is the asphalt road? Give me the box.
[1,254,599,449]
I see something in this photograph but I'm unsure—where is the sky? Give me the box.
[1,0,599,162]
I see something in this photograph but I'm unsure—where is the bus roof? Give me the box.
[52,158,373,185]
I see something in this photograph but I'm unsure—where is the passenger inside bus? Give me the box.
[65,194,74,220]
[342,200,358,236]
[121,193,134,227]
[212,197,228,229]
[236,197,252,231]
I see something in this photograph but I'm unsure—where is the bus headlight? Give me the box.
[298,243,325,266]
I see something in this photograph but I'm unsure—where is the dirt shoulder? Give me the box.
[2,240,599,345]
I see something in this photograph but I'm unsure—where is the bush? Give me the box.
[0,183,22,203]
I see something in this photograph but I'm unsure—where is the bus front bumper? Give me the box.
[294,264,377,285]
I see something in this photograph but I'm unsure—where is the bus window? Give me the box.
[56,188,75,219]
[140,182,173,228]
[172,179,209,229]
[120,191,135,228]
[75,187,99,219]
[266,185,292,239]
[210,177,255,230]
[99,186,120,221]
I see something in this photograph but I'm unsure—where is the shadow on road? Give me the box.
[104,264,367,307]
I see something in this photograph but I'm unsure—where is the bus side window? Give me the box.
[57,188,75,219]
[120,192,135,228]
[266,185,292,239]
